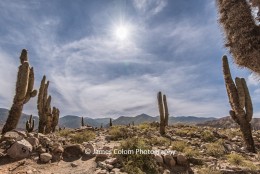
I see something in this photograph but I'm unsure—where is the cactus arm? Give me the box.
[24,67,37,104]
[157,92,164,123]
[15,62,30,102]
[241,78,253,122]
[222,56,245,118]
[217,0,260,74]
[235,77,245,109]
[163,94,169,126]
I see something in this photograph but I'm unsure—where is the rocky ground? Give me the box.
[0,123,260,174]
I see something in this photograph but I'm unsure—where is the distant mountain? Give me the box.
[0,108,39,130]
[197,116,260,130]
[59,116,110,128]
[113,114,156,125]
[0,107,219,131]
[112,114,216,125]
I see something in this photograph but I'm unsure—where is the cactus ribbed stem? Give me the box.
[222,55,256,153]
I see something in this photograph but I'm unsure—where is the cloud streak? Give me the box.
[0,0,259,118]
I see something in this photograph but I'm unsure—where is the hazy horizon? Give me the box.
[0,0,260,118]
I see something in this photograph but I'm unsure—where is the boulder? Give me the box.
[154,154,163,163]
[2,131,23,141]
[176,154,188,166]
[26,137,39,148]
[63,144,84,158]
[40,153,52,163]
[163,154,176,168]
[7,139,32,159]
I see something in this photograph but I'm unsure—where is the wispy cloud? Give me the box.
[0,0,259,118]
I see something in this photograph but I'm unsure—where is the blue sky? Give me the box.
[0,0,259,118]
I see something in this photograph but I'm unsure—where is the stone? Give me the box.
[97,161,107,169]
[2,131,23,141]
[71,162,78,167]
[176,154,188,166]
[51,143,64,162]
[40,153,52,163]
[106,164,114,170]
[26,170,33,174]
[7,139,32,159]
[83,143,95,154]
[155,154,163,163]
[63,144,84,158]
[105,158,118,165]
[162,154,176,168]
[163,169,170,174]
[26,137,39,148]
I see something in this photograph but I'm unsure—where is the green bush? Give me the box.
[205,142,225,157]
[201,130,215,142]
[70,130,96,143]
[115,137,159,174]
[108,126,129,140]
[171,140,187,152]
[227,153,245,166]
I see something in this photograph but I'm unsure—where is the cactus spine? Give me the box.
[157,92,169,135]
[26,115,34,133]
[222,55,256,153]
[2,49,37,134]
[217,0,260,74]
[109,118,112,127]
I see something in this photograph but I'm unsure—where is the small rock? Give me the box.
[40,153,52,163]
[7,139,32,159]
[26,137,39,148]
[83,143,95,154]
[26,170,33,174]
[106,164,114,170]
[176,154,188,166]
[154,154,163,163]
[97,161,107,169]
[71,162,78,167]
[163,154,174,166]
[105,158,118,165]
[163,169,170,174]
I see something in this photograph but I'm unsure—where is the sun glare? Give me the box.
[115,25,129,40]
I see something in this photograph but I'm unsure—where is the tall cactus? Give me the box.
[26,115,34,133]
[157,92,169,135]
[216,0,260,74]
[37,75,52,133]
[222,55,256,153]
[2,49,37,134]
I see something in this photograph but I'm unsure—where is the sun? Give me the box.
[115,25,129,40]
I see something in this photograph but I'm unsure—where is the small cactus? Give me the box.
[81,117,85,127]
[26,115,34,133]
[2,49,37,134]
[222,55,256,153]
[157,91,169,135]
[109,118,112,127]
